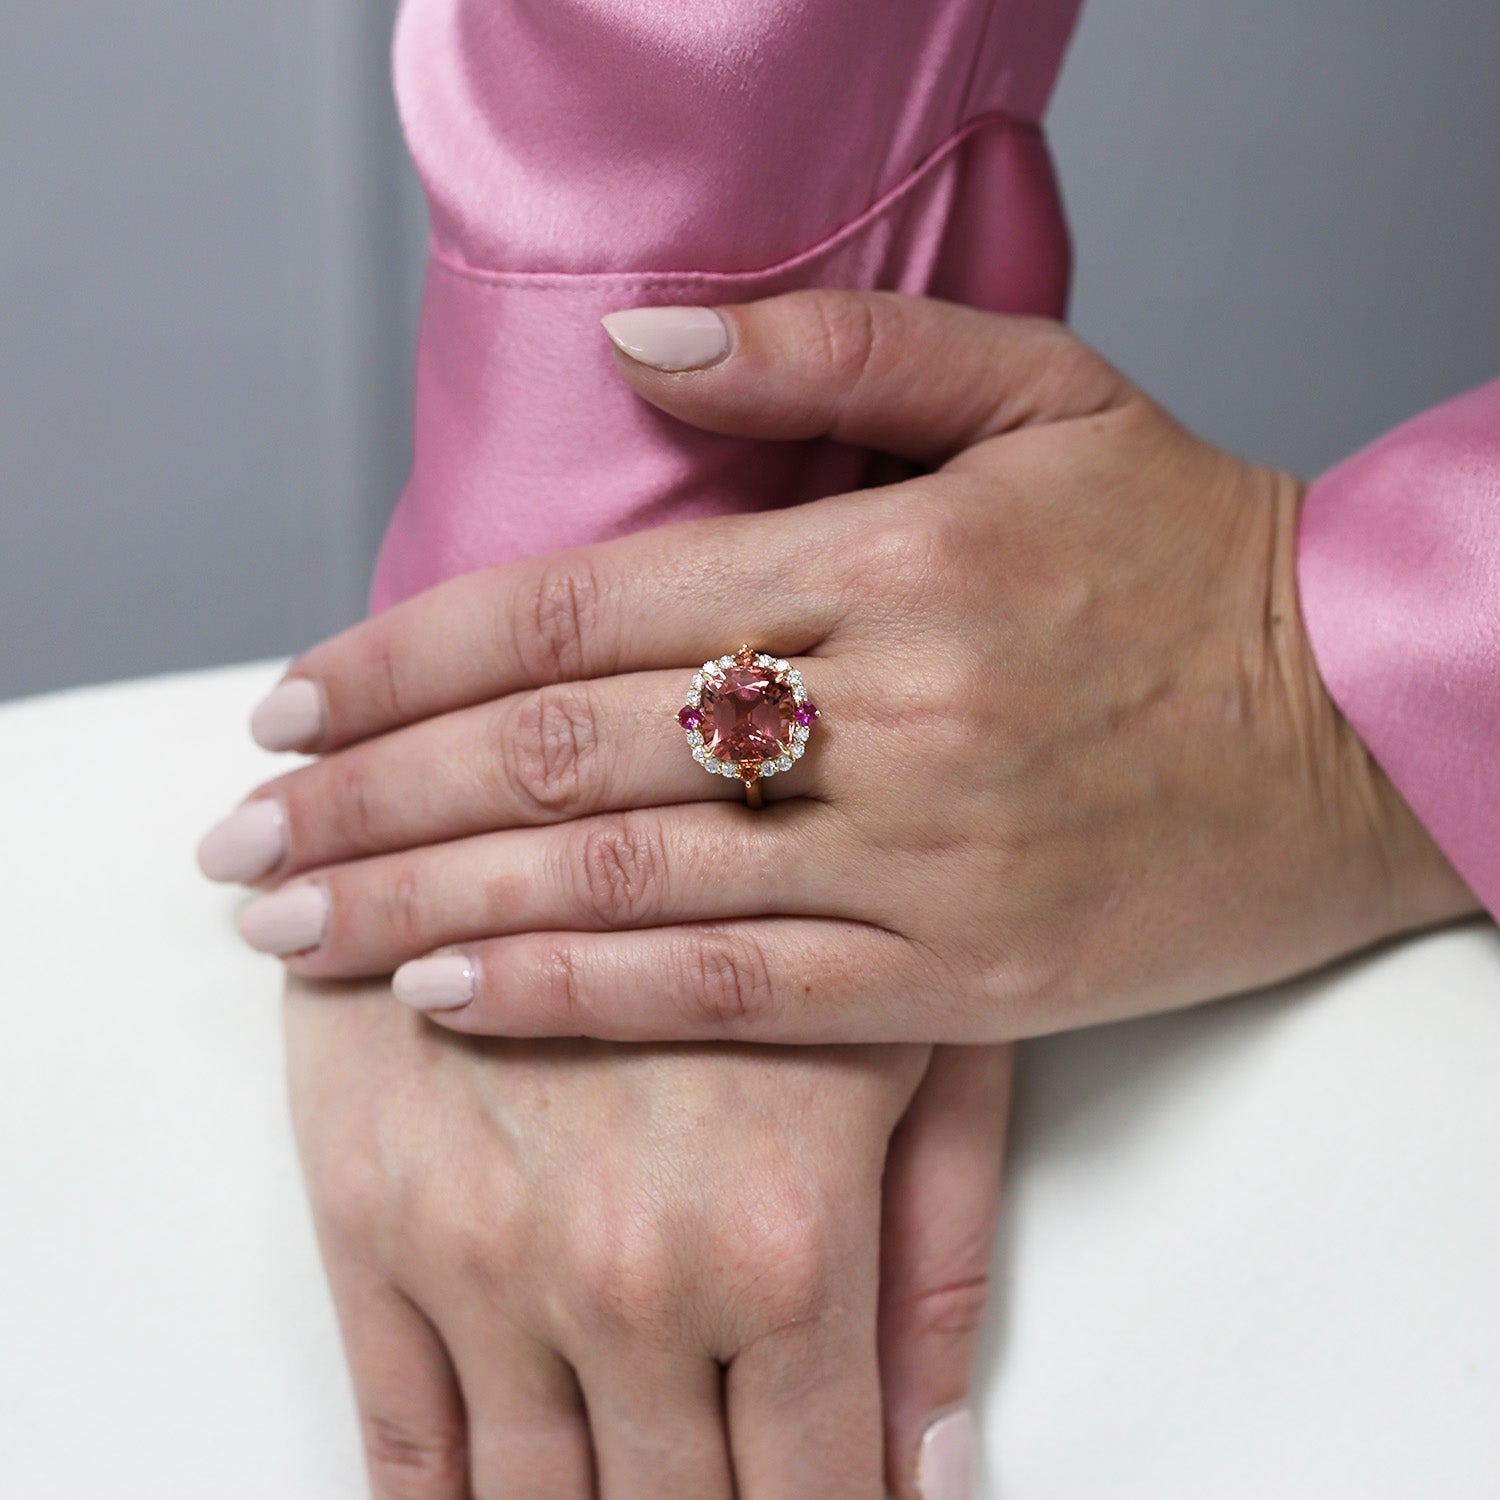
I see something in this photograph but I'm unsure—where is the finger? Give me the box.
[327,1270,468,1500]
[601,289,1132,465]
[400,917,952,1043]
[879,1045,1012,1500]
[439,1319,595,1500]
[573,1349,734,1500]
[243,802,840,978]
[264,504,858,753]
[726,1220,885,1499]
[222,661,834,886]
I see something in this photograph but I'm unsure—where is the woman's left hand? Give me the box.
[200,289,1477,1043]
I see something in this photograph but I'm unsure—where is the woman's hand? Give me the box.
[202,290,1477,1044]
[287,973,1009,1500]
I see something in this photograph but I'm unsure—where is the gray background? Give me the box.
[2,0,1497,704]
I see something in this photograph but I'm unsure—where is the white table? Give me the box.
[2,661,1497,1497]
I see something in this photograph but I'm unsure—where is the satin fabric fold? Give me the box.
[391,0,1082,276]
[372,0,1084,612]
[1298,379,1500,918]
[369,111,1071,606]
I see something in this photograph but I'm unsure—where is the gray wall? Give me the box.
[0,0,424,703]
[1053,0,1500,475]
[3,0,1497,703]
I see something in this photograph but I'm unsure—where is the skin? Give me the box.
[285,983,1010,1498]
[239,291,1475,1043]
[214,289,1479,1495]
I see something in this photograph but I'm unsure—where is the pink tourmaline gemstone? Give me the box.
[701,664,794,763]
[678,705,702,730]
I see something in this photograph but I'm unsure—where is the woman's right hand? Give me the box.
[286,972,1011,1500]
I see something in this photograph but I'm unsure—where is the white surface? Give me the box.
[1,661,1497,1497]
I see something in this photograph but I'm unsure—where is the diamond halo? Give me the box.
[676,644,819,794]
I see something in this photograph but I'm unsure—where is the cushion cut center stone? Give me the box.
[702,665,794,764]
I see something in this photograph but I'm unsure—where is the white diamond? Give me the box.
[692,746,707,762]
[776,755,793,771]
[686,691,701,707]
[786,669,802,684]
[718,655,735,669]
[686,731,703,747]
[691,674,703,689]
[702,661,717,675]
[719,762,737,777]
[760,762,776,778]
[792,683,808,702]
[755,654,774,667]
[791,725,809,744]
[774,659,790,674]
[702,756,719,772]
[790,742,805,759]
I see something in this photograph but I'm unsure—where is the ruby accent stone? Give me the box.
[678,705,703,730]
[793,701,818,728]
[701,663,795,764]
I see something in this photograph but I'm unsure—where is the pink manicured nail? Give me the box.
[238,884,328,955]
[917,1408,975,1500]
[393,954,477,1012]
[250,677,324,751]
[599,306,730,372]
[196,799,286,883]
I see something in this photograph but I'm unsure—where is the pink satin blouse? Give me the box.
[371,0,1498,919]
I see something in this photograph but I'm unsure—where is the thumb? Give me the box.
[879,1044,1014,1500]
[599,290,1129,467]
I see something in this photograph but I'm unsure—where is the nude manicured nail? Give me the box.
[196,799,286,883]
[917,1408,976,1500]
[393,954,477,1012]
[237,884,328,955]
[250,677,324,751]
[599,306,730,371]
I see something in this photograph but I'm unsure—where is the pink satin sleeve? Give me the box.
[369,0,1082,610]
[1298,378,1500,919]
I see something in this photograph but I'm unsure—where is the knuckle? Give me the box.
[795,288,884,399]
[501,682,599,818]
[379,862,428,953]
[529,936,588,1033]
[359,626,407,724]
[327,755,382,853]
[514,558,608,683]
[574,1218,680,1334]
[729,1204,840,1337]
[1028,319,1120,411]
[904,1272,992,1341]
[840,494,964,610]
[433,1195,523,1286]
[573,813,668,927]
[678,929,776,1032]
[312,1156,384,1242]
[361,1410,466,1498]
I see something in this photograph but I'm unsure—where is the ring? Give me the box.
[675,644,820,808]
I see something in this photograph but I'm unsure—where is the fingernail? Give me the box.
[600,306,730,372]
[250,677,324,751]
[917,1408,976,1500]
[196,799,287,883]
[238,883,328,956]
[393,953,477,1013]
